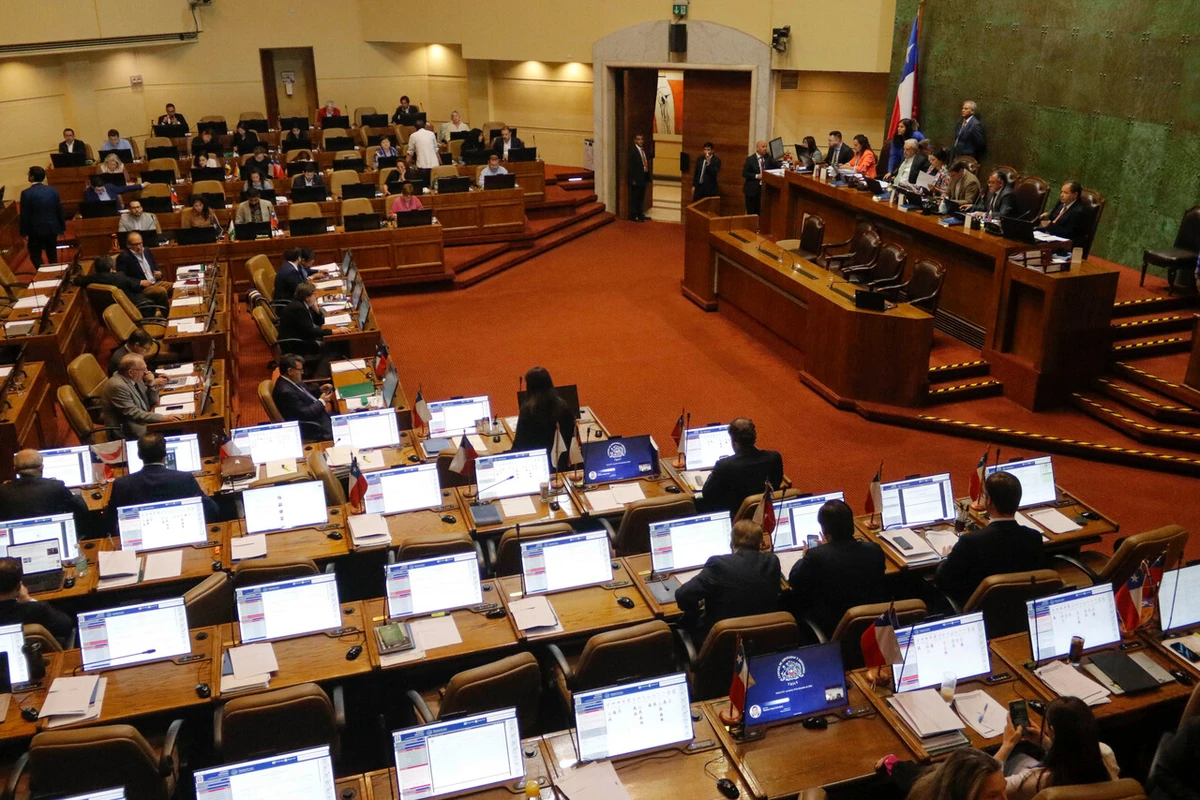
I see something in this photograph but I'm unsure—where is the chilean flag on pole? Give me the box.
[887,8,923,139]
[1115,561,1151,633]
[728,634,755,720]
[860,602,903,668]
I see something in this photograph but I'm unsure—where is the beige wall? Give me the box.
[773,71,891,154]
[0,0,193,47]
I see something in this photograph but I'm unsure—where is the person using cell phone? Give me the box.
[994,697,1118,799]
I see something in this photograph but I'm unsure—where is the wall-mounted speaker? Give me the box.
[669,23,687,53]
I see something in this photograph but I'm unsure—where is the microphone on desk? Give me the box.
[474,474,516,505]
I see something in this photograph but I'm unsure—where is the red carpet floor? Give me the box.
[232,219,1200,560]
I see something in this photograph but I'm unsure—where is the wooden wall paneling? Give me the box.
[682,70,752,217]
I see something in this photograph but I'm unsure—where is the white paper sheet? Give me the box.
[888,688,965,736]
[915,171,935,188]
[313,279,343,290]
[776,549,804,575]
[171,296,203,307]
[142,549,183,581]
[411,616,462,651]
[379,645,426,667]
[264,459,300,478]
[355,449,385,471]
[555,762,633,800]
[610,482,646,504]
[154,402,195,415]
[500,495,537,518]
[953,689,1007,738]
[881,529,941,564]
[41,676,99,717]
[99,549,140,577]
[348,513,390,545]
[330,359,369,374]
[45,678,107,728]
[1036,660,1111,706]
[466,434,489,454]
[231,534,267,561]
[229,642,279,676]
[674,568,703,585]
[156,363,196,377]
[924,529,960,557]
[509,596,558,630]
[323,314,352,327]
[1028,508,1082,533]
[585,489,621,513]
[28,279,61,290]
[13,294,50,310]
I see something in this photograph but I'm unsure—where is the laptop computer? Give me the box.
[116,496,208,552]
[231,420,304,465]
[190,166,226,183]
[175,223,218,246]
[140,195,173,214]
[291,185,328,203]
[381,361,400,407]
[745,643,849,725]
[507,147,537,162]
[462,150,492,165]
[435,175,472,194]
[385,550,482,618]
[516,384,581,419]
[242,480,329,535]
[100,147,134,163]
[55,788,126,800]
[331,407,400,450]
[235,222,272,241]
[998,215,1037,243]
[771,490,844,574]
[476,450,550,501]
[9,538,64,594]
[195,746,337,800]
[393,112,427,127]
[391,708,524,799]
[645,511,731,602]
[363,463,443,516]
[35,444,93,488]
[1161,564,1200,639]
[340,182,377,200]
[344,213,382,232]
[79,200,119,219]
[572,673,693,760]
[581,434,659,485]
[483,173,517,190]
[289,217,328,237]
[235,572,342,642]
[117,230,160,249]
[283,137,315,153]
[152,123,188,138]
[679,424,734,490]
[78,597,192,670]
[280,117,310,132]
[320,115,350,129]
[139,169,175,185]
[985,456,1058,508]
[361,113,388,127]
[386,177,428,195]
[520,530,613,594]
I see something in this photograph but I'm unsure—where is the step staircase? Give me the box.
[925,359,1003,404]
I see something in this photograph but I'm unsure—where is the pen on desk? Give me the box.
[978,703,988,723]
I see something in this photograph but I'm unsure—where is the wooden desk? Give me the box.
[414,425,514,462]
[542,708,752,800]
[570,474,690,519]
[1141,630,1200,679]
[704,687,913,796]
[624,554,682,620]
[966,486,1119,548]
[91,524,230,597]
[363,738,553,800]
[456,160,546,206]
[455,486,581,537]
[228,512,350,566]
[2,275,92,387]
[495,562,655,643]
[342,497,467,553]
[0,364,55,481]
[336,776,367,800]
[329,363,412,429]
[425,188,525,242]
[0,653,62,744]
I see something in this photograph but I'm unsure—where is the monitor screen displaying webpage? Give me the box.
[880,473,956,530]
[78,597,192,670]
[331,408,401,450]
[235,573,343,643]
[35,445,92,487]
[745,643,848,725]
[386,551,483,618]
[476,450,550,501]
[649,512,731,574]
[985,456,1057,508]
[242,481,329,534]
[520,530,612,594]
[893,612,991,692]
[0,623,31,684]
[0,512,80,561]
[573,673,693,761]
[231,421,304,465]
[582,435,658,485]
[772,491,844,552]
[116,496,208,552]
[364,463,442,515]
[1161,564,1200,633]
[427,396,491,438]
[193,745,337,800]
[9,538,62,577]
[392,707,524,800]
[1026,584,1121,662]
[682,425,733,471]
[127,433,203,473]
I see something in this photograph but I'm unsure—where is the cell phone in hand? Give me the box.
[1008,699,1030,731]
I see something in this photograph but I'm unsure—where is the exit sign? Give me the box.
[673,3,688,16]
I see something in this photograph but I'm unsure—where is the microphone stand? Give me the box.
[516,523,525,598]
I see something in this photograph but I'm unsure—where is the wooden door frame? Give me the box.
[260,47,320,127]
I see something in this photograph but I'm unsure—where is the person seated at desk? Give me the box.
[796,136,822,167]
[510,366,574,470]
[116,232,171,307]
[105,327,157,376]
[787,499,886,635]
[97,153,130,181]
[0,557,74,645]
[935,471,1046,608]
[279,282,349,352]
[99,129,132,154]
[232,122,259,155]
[191,129,222,161]
[274,247,308,304]
[317,100,341,122]
[284,126,309,147]
[58,127,87,157]
[390,95,419,124]
[83,174,140,206]
[180,196,223,237]
[243,171,273,195]
[273,354,334,442]
[492,126,524,161]
[292,163,324,190]
[0,449,88,524]
[109,434,218,522]
[946,160,981,205]
[1150,715,1200,800]
[845,134,877,178]
[477,153,509,187]
[695,418,784,518]
[883,138,929,185]
[243,147,275,181]
[1038,181,1088,249]
[993,697,1118,800]
[101,354,181,439]
[885,118,925,176]
[823,130,852,166]
[880,747,1005,800]
[440,110,469,143]
[117,200,161,234]
[388,182,423,218]
[969,170,1017,220]
[374,135,401,168]
[157,103,188,132]
[234,189,275,226]
[408,122,440,170]
[925,148,951,194]
[460,128,487,154]
[381,162,408,186]
[675,520,782,642]
[77,256,164,318]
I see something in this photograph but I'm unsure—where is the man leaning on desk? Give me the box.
[101,354,182,439]
[108,434,218,522]
[0,450,88,524]
[675,520,782,642]
[969,170,1017,219]
[273,354,333,442]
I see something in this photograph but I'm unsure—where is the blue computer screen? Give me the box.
[744,642,848,725]
[582,435,658,484]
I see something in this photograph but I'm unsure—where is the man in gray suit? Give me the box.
[100,355,181,439]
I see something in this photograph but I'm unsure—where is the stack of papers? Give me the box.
[263,459,299,479]
[13,294,50,310]
[556,762,633,800]
[953,690,1007,738]
[313,279,343,290]
[410,616,462,651]
[42,676,107,728]
[98,550,141,589]
[880,530,942,565]
[887,689,965,737]
[222,643,277,694]
[585,483,647,513]
[466,434,490,454]
[509,596,559,632]
[171,296,203,308]
[1033,230,1070,243]
[348,513,390,546]
[1026,508,1082,534]
[157,363,196,377]
[324,314,352,327]
[923,529,960,557]
[28,279,61,291]
[142,549,183,581]
[154,391,196,415]
[230,534,267,561]
[499,495,537,518]
[330,359,369,374]
[168,318,205,334]
[1035,660,1111,706]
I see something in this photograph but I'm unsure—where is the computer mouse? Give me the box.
[716,778,739,799]
[664,485,681,494]
[91,491,103,500]
[441,514,457,524]
[63,576,75,589]
[485,607,507,620]
[20,707,38,722]
[801,715,828,730]
[345,645,363,661]
[211,560,223,572]
[195,683,211,699]
[616,596,635,609]
[326,531,343,540]
[1171,668,1194,686]
[407,454,420,463]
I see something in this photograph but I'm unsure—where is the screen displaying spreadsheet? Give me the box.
[682,425,734,471]
[573,673,693,761]
[231,421,304,465]
[242,480,329,534]
[35,445,92,487]
[476,450,550,501]
[0,623,31,685]
[78,597,192,670]
[127,433,203,474]
[364,463,443,515]
[649,512,731,574]
[745,643,848,724]
[427,396,491,437]
[392,707,524,800]
[235,573,342,643]
[331,408,401,450]
[386,551,483,618]
[116,496,208,552]
[1158,564,1200,633]
[985,456,1057,508]
[520,530,612,595]
[1,512,80,561]
[880,473,956,530]
[772,491,844,552]
[194,746,337,800]
[893,612,992,692]
[59,790,125,800]
[1026,584,1121,662]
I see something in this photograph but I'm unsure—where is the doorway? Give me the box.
[260,47,318,125]
[613,68,657,221]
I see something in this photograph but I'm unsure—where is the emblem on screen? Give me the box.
[777,655,806,683]
[607,442,626,459]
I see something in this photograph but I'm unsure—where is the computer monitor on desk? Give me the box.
[879,472,956,530]
[0,624,32,685]
[101,147,134,163]
[234,222,271,241]
[116,496,208,552]
[520,530,612,594]
[289,217,328,237]
[231,420,304,465]
[427,396,491,438]
[50,152,89,168]
[78,597,192,670]
[894,612,991,692]
[79,200,119,219]
[319,115,350,129]
[386,550,482,618]
[582,435,659,485]
[242,480,329,535]
[1161,564,1200,634]
[649,512,731,575]
[476,450,550,501]
[394,112,427,127]
[344,213,382,232]
[436,175,472,193]
[572,673,693,760]
[190,166,226,184]
[745,642,848,725]
[282,138,314,154]
[58,790,126,800]
[483,173,516,190]
[773,491,844,553]
[117,230,160,249]
[280,117,310,132]
[194,746,337,800]
[768,137,785,162]
[381,361,400,407]
[364,463,442,516]
[391,707,524,800]
[682,424,734,471]
[985,456,1057,508]
[341,183,376,201]
[290,185,328,204]
[0,512,80,561]
[35,444,93,488]
[331,407,400,450]
[1026,584,1121,663]
[507,147,537,162]
[394,208,434,228]
[361,113,388,128]
[235,573,342,643]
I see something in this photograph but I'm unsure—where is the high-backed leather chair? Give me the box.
[818,226,881,274]
[407,652,541,731]
[1054,525,1187,590]
[601,495,697,556]
[958,156,979,174]
[341,197,374,225]
[1031,779,1146,800]
[286,148,315,163]
[993,165,1021,185]
[825,600,927,670]
[250,268,279,319]
[434,451,474,489]
[1013,176,1050,220]
[67,353,108,413]
[394,531,478,564]
[145,157,180,181]
[429,164,459,183]
[352,107,377,127]
[334,150,364,173]
[681,612,799,701]
[796,214,826,260]
[58,385,121,444]
[251,305,317,364]
[101,304,139,347]
[306,450,346,506]
[246,253,275,280]
[329,170,361,200]
[960,570,1063,637]
[190,179,227,209]
[257,379,284,422]
[490,522,575,576]
[881,259,946,315]
[448,138,464,162]
[1078,188,1107,260]
[847,242,906,287]
[732,487,805,523]
[22,623,67,652]
[239,111,267,122]
[547,621,675,711]
[232,557,319,590]
[1142,205,1200,291]
[183,572,234,628]
[215,684,344,764]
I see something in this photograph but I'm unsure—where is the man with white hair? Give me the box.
[100,354,181,439]
[885,138,930,186]
[440,110,469,143]
[952,100,986,159]
[408,122,440,170]
[0,450,88,522]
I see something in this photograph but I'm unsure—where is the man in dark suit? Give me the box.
[788,500,887,634]
[884,138,931,185]
[952,100,986,159]
[0,557,74,644]
[156,103,189,132]
[676,520,782,642]
[272,354,334,442]
[274,248,308,306]
[696,418,785,517]
[627,133,650,222]
[58,128,87,156]
[0,450,88,525]
[935,471,1047,607]
[19,167,64,268]
[105,328,157,376]
[115,232,170,307]
[83,174,141,206]
[101,354,181,439]
[278,282,348,351]
[291,163,325,190]
[971,171,1017,219]
[691,141,721,202]
[491,126,525,160]
[108,434,218,521]
[1039,181,1089,249]
[76,255,163,316]
[823,131,853,166]
[741,141,778,216]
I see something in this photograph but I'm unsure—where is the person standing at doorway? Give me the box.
[692,142,722,202]
[628,133,650,222]
[742,140,777,216]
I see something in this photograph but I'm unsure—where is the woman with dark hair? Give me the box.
[460,128,487,152]
[180,196,222,237]
[511,366,575,470]
[847,134,877,178]
[798,136,822,166]
[996,697,1117,799]
[907,748,1006,800]
[887,118,925,174]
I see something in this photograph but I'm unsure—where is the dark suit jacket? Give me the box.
[191,137,222,158]
[692,155,721,198]
[272,377,332,441]
[935,519,1047,606]
[510,397,575,471]
[742,154,779,198]
[273,261,307,304]
[58,140,88,155]
[696,447,785,517]
[953,115,986,158]
[116,248,160,283]
[676,549,783,641]
[19,183,65,237]
[0,598,74,643]
[278,300,328,348]
[1044,200,1089,248]
[0,475,87,525]
[390,105,420,124]
[83,183,139,204]
[108,464,218,522]
[788,539,887,635]
[157,113,189,131]
[493,137,526,156]
[973,185,1017,218]
[823,142,853,166]
[894,153,931,184]
[291,174,325,189]
[628,145,651,187]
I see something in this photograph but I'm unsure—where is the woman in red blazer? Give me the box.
[847,134,878,179]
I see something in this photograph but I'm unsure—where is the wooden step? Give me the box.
[1111,295,1200,319]
[1111,313,1195,340]
[1110,362,1200,411]
[925,378,1003,404]
[1071,392,1200,452]
[454,210,614,288]
[1111,336,1191,359]
[927,360,991,384]
[1093,377,1200,426]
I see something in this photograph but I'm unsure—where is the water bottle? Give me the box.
[75,550,89,577]
[22,641,45,682]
